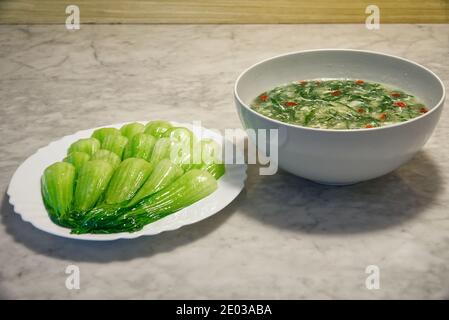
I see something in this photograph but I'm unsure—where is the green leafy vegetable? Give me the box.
[92,127,121,144]
[120,122,145,140]
[163,127,196,146]
[101,134,128,159]
[41,162,75,222]
[123,133,156,161]
[91,149,121,169]
[73,160,114,212]
[147,137,172,165]
[191,139,225,179]
[168,141,195,171]
[74,169,217,233]
[200,139,222,164]
[64,151,90,172]
[128,159,183,206]
[68,138,100,156]
[199,162,225,180]
[164,128,204,170]
[104,158,152,205]
[144,121,173,138]
[42,121,225,234]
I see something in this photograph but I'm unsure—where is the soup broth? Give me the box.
[250,79,428,129]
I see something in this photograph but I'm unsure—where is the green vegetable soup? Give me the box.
[250,79,428,129]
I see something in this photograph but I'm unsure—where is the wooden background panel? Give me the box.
[0,0,448,24]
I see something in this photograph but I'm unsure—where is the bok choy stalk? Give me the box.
[163,127,203,171]
[123,133,156,161]
[64,151,90,172]
[191,139,225,179]
[73,169,217,234]
[199,163,225,179]
[147,137,172,165]
[199,139,225,179]
[73,160,114,212]
[68,138,100,156]
[128,159,183,206]
[168,140,198,172]
[163,127,196,146]
[91,149,121,169]
[104,158,152,205]
[101,134,128,159]
[41,162,75,225]
[92,127,121,144]
[120,122,145,140]
[199,139,222,164]
[144,120,173,138]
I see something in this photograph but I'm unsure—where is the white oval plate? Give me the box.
[7,122,247,241]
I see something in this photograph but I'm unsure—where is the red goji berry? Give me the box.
[259,95,269,102]
[331,90,341,97]
[394,101,407,108]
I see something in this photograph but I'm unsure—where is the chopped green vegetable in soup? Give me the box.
[250,79,428,129]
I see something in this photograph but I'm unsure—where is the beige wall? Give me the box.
[0,0,448,24]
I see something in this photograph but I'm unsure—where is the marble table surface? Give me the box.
[0,24,448,299]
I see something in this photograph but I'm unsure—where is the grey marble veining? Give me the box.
[0,24,449,299]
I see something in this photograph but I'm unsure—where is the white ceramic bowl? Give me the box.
[235,49,445,185]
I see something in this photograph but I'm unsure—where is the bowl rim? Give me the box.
[234,48,446,133]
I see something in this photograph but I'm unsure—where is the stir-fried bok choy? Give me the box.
[41,121,226,234]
